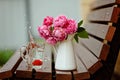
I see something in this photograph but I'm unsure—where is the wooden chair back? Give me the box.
[73,0,120,80]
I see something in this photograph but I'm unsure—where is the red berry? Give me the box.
[32,59,43,66]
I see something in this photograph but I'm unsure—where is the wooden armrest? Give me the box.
[56,71,90,80]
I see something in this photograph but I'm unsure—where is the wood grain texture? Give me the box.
[84,23,110,40]
[56,71,90,80]
[99,44,110,60]
[56,71,72,80]
[81,36,103,58]
[88,61,103,74]
[73,41,100,70]
[88,7,120,23]
[74,72,90,80]
[91,0,120,9]
[88,7,114,21]
[111,7,120,23]
[81,36,110,61]
[75,54,88,73]
[105,26,116,41]
[84,23,116,41]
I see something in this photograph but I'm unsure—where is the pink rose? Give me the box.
[65,19,78,34]
[53,27,67,41]
[38,25,51,39]
[46,37,57,45]
[53,15,68,27]
[43,16,53,26]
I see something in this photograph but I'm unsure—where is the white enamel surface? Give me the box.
[55,40,76,70]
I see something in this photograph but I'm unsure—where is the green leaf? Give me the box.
[78,30,89,38]
[74,34,79,43]
[78,20,83,27]
[77,27,85,32]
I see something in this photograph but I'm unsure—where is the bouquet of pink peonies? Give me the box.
[38,15,88,45]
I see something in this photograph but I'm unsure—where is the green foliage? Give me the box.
[0,49,14,66]
[74,20,89,43]
[78,20,83,27]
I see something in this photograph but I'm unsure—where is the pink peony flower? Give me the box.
[65,19,78,34]
[46,37,57,45]
[37,15,86,45]
[43,16,53,26]
[38,25,51,39]
[53,27,67,41]
[53,15,68,27]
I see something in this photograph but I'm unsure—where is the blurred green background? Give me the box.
[0,49,14,66]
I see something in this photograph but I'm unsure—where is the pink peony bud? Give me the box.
[53,27,67,41]
[53,15,68,27]
[38,25,51,39]
[65,19,78,34]
[43,16,53,26]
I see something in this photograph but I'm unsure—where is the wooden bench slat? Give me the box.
[0,50,23,79]
[91,0,120,9]
[75,55,88,73]
[81,36,103,58]
[84,23,116,41]
[105,26,116,41]
[81,36,110,60]
[56,71,90,80]
[74,72,90,80]
[88,7,120,23]
[73,41,102,74]
[56,72,72,80]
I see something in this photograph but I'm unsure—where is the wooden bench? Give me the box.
[0,0,120,80]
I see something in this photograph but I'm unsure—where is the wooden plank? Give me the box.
[56,71,90,80]
[84,23,116,41]
[88,61,102,74]
[88,7,120,23]
[0,49,23,79]
[111,7,120,23]
[56,71,72,80]
[16,61,52,79]
[81,36,110,60]
[74,53,90,79]
[16,45,52,79]
[105,26,116,41]
[91,0,120,9]
[73,41,102,74]
[84,23,109,39]
[75,55,88,73]
[74,72,90,80]
[81,36,103,58]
